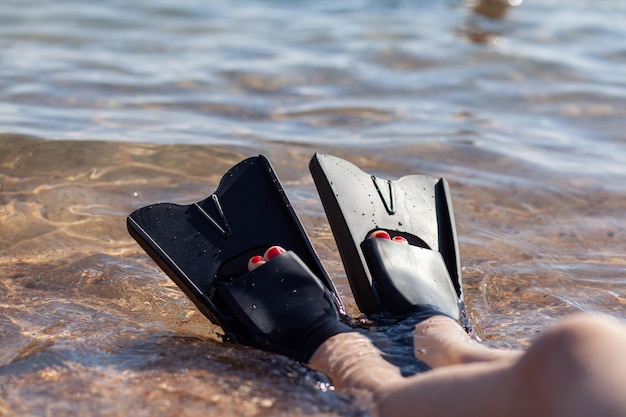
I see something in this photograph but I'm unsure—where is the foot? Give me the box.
[215,245,350,362]
[367,230,519,368]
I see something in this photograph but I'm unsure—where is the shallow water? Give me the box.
[2,0,626,415]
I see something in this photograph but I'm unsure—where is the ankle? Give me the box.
[413,315,473,368]
[309,333,403,392]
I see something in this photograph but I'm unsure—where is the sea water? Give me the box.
[1,0,626,415]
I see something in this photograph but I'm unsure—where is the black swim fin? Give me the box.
[310,153,465,320]
[128,155,347,360]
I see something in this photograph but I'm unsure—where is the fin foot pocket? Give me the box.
[362,238,461,319]
[214,251,350,362]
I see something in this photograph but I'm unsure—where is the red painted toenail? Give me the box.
[392,236,408,244]
[369,230,390,240]
[264,245,286,260]
[248,255,266,271]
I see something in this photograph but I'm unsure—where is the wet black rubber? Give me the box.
[127,155,347,360]
[215,251,350,362]
[310,153,465,319]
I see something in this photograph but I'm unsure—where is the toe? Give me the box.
[368,230,391,240]
[264,245,286,261]
[248,255,266,271]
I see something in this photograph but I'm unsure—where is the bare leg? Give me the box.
[310,313,626,417]
[507,313,626,417]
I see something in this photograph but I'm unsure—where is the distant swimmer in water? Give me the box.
[128,154,626,417]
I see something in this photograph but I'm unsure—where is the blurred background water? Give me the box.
[1,0,626,415]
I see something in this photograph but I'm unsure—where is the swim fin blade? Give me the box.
[310,153,464,319]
